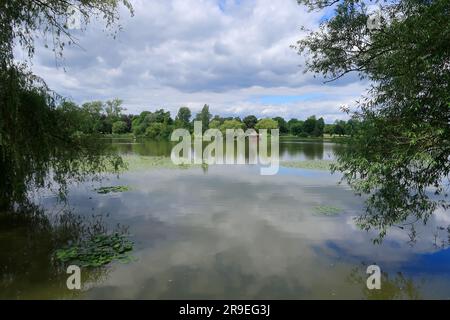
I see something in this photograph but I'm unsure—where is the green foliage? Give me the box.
[209,119,221,129]
[272,117,288,134]
[288,119,303,136]
[55,233,134,267]
[255,118,278,130]
[0,0,135,209]
[0,0,133,70]
[313,205,342,216]
[145,122,173,140]
[243,115,258,129]
[195,104,212,132]
[131,111,151,135]
[281,160,335,170]
[57,99,128,135]
[297,0,450,238]
[348,265,421,299]
[303,116,317,136]
[175,107,192,129]
[151,109,172,124]
[94,185,130,194]
[219,119,245,132]
[0,68,125,210]
[286,116,325,137]
[333,120,346,136]
[0,205,126,297]
[313,117,325,137]
[124,156,199,171]
[0,0,133,209]
[131,109,173,138]
[112,121,128,134]
[104,99,125,121]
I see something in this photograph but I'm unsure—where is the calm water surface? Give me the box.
[2,138,450,299]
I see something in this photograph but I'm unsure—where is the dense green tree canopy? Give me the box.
[243,115,258,130]
[175,107,192,129]
[273,117,289,134]
[112,120,128,134]
[255,118,279,130]
[219,119,245,133]
[195,104,213,132]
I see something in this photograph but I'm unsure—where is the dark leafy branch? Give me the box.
[296,0,450,239]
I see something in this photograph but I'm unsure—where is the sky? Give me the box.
[23,0,368,122]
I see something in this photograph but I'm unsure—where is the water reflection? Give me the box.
[347,265,421,300]
[0,204,130,299]
[2,138,449,299]
[50,164,450,299]
[110,137,343,162]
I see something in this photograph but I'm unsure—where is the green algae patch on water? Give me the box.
[94,185,130,194]
[280,160,335,171]
[313,205,342,216]
[124,155,201,171]
[55,233,134,267]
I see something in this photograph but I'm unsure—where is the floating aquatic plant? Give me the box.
[122,156,202,171]
[94,185,130,194]
[313,205,342,216]
[281,160,335,171]
[55,233,134,267]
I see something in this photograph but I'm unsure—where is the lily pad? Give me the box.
[94,185,130,194]
[313,205,342,216]
[55,233,134,267]
[281,160,335,171]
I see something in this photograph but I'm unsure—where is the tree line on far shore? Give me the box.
[59,100,360,140]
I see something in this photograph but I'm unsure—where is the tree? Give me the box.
[303,116,317,136]
[208,120,221,129]
[255,118,278,130]
[345,118,361,137]
[0,1,132,210]
[219,119,245,133]
[120,114,133,133]
[151,109,172,124]
[313,117,325,137]
[324,124,335,136]
[132,111,152,135]
[243,115,258,130]
[104,98,124,121]
[57,101,85,133]
[290,122,305,137]
[145,122,172,140]
[175,107,191,129]
[333,120,346,136]
[195,104,212,132]
[272,117,288,134]
[112,121,128,134]
[287,118,300,135]
[296,0,450,238]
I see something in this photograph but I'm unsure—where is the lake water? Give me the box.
[1,138,450,299]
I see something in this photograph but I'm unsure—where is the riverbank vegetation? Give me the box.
[55,99,361,140]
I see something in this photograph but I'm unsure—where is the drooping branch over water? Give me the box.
[296,0,450,238]
[0,1,133,210]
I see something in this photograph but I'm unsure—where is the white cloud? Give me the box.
[29,0,366,121]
